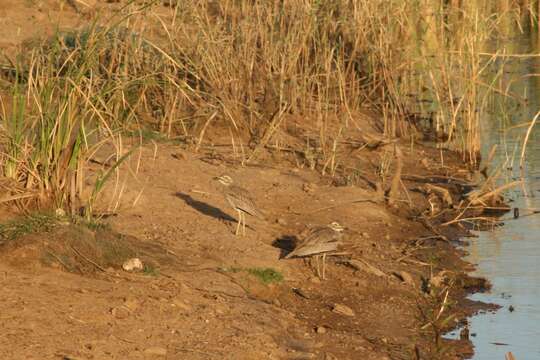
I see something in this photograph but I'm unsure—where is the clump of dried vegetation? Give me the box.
[0,0,534,215]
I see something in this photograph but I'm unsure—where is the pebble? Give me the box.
[287,352,316,359]
[58,355,82,360]
[144,347,167,356]
[460,326,469,340]
[123,297,140,312]
[172,299,193,313]
[285,338,323,352]
[293,288,311,299]
[171,151,186,160]
[302,183,317,193]
[355,279,369,288]
[55,208,66,217]
[122,258,143,272]
[332,303,355,317]
[394,271,415,287]
[110,306,130,319]
[315,326,326,334]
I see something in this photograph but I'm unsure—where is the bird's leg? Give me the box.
[235,210,241,235]
[242,212,246,235]
[314,255,321,278]
[322,253,327,280]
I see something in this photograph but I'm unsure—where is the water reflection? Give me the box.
[458,27,540,360]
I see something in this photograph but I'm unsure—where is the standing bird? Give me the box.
[285,222,345,279]
[213,175,265,236]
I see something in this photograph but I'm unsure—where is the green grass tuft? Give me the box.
[246,267,284,284]
[143,264,160,276]
[0,213,58,242]
[220,266,284,284]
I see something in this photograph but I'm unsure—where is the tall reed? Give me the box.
[0,0,532,212]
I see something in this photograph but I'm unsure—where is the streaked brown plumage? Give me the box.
[214,175,265,235]
[286,222,345,279]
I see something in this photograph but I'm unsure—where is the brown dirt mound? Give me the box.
[0,222,175,275]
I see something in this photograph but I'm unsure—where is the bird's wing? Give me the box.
[285,227,341,258]
[227,185,266,220]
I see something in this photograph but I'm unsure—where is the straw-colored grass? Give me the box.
[0,0,534,214]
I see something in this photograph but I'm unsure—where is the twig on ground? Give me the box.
[70,246,106,272]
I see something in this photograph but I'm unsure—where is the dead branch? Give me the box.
[468,180,522,206]
[424,184,453,207]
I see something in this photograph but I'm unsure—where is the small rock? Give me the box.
[355,279,369,288]
[123,297,140,312]
[293,288,311,299]
[393,271,415,287]
[302,183,317,193]
[315,326,326,334]
[110,306,130,319]
[276,218,287,226]
[144,347,167,356]
[345,259,386,277]
[172,299,192,313]
[285,338,323,352]
[58,355,82,360]
[460,326,469,340]
[309,277,321,284]
[361,232,369,238]
[332,303,355,317]
[287,352,316,359]
[55,208,66,217]
[122,258,143,272]
[171,151,186,160]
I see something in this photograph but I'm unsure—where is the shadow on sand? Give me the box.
[272,235,297,259]
[175,192,236,223]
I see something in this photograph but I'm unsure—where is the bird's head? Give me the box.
[328,221,345,232]
[213,174,233,186]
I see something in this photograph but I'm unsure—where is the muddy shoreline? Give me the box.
[0,3,504,358]
[0,137,501,359]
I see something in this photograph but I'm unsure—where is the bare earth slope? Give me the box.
[0,1,486,359]
[0,140,481,359]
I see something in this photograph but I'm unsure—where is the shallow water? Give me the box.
[447,30,540,359]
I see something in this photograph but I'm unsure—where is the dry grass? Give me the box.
[0,0,534,214]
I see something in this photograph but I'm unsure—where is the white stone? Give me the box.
[122,258,143,271]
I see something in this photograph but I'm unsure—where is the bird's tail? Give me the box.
[284,250,297,259]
